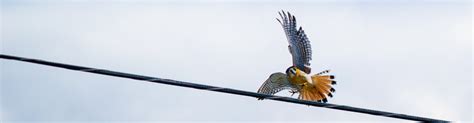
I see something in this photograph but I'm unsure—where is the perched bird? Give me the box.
[257,11,336,103]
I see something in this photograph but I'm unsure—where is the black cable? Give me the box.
[0,54,448,122]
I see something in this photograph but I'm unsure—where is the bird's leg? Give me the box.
[289,90,298,96]
[291,83,308,97]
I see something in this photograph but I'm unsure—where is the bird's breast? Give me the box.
[289,72,312,86]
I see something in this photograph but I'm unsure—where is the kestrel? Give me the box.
[257,11,336,103]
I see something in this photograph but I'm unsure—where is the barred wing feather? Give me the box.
[257,72,296,98]
[276,11,312,73]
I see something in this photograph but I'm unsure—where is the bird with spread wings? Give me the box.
[257,11,336,103]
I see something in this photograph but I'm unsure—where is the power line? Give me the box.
[0,54,448,122]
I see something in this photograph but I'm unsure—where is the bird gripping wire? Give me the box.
[0,54,448,122]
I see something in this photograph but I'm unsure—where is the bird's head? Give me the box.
[285,66,298,77]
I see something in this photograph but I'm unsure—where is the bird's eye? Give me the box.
[290,68,296,74]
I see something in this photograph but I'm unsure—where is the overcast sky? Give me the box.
[1,0,472,122]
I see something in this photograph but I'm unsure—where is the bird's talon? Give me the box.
[289,90,298,96]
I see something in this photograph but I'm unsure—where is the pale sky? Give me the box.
[1,0,472,122]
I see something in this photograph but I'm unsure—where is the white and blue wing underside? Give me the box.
[276,11,312,73]
[257,72,297,95]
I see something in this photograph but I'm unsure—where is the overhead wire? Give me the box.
[0,54,448,122]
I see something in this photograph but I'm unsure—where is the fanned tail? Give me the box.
[298,71,336,103]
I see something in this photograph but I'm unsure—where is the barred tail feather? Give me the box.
[298,84,327,102]
[298,72,336,103]
[316,69,330,75]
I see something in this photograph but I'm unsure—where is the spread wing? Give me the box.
[257,72,297,97]
[276,11,312,73]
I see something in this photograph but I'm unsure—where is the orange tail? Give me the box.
[298,73,336,103]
